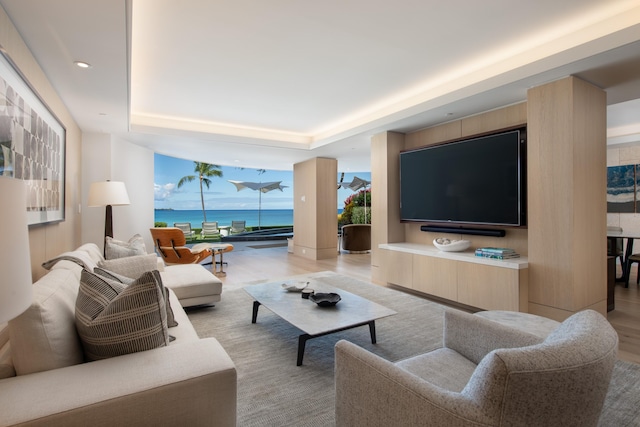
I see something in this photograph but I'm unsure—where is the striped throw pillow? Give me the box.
[93,267,178,328]
[76,269,169,361]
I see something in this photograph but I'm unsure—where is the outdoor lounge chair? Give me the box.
[174,222,196,241]
[230,220,246,234]
[150,227,213,265]
[201,221,221,239]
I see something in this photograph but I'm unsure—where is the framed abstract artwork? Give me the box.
[0,49,66,225]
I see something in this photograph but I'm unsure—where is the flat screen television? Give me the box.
[399,127,526,228]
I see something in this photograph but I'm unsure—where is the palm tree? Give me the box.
[177,162,223,222]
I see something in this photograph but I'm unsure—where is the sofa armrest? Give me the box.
[443,310,543,364]
[0,338,236,427]
[335,340,489,427]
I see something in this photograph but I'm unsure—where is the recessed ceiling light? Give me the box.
[74,61,91,69]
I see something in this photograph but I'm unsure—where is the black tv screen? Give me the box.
[399,128,526,227]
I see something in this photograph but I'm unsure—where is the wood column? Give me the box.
[293,157,338,260]
[371,132,405,282]
[527,76,607,320]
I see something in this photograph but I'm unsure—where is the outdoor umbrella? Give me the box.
[339,176,371,223]
[228,180,288,229]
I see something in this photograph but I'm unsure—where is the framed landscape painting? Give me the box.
[607,165,635,213]
[0,49,66,225]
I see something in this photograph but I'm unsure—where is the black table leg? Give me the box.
[295,320,378,366]
[297,334,309,366]
[251,301,261,323]
[368,321,377,344]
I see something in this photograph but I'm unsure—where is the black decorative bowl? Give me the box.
[309,292,341,307]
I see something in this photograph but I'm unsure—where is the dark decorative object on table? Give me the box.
[309,293,341,307]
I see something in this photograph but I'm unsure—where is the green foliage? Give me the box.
[154,222,167,227]
[340,188,371,225]
[351,207,371,224]
[351,190,371,207]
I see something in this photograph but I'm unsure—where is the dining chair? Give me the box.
[607,226,624,269]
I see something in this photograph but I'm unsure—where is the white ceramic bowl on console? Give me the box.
[433,238,471,252]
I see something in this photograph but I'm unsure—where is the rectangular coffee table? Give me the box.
[243,278,397,366]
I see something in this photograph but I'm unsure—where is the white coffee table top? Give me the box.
[243,280,397,336]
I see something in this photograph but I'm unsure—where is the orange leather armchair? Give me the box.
[150,227,213,265]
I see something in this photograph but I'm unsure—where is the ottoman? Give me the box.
[160,264,223,307]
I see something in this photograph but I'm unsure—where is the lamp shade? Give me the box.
[88,181,130,207]
[0,177,33,323]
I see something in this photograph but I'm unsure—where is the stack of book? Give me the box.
[475,247,520,259]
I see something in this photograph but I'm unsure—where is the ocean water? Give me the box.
[154,209,294,228]
[155,208,345,228]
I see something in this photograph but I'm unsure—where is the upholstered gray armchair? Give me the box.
[335,309,618,427]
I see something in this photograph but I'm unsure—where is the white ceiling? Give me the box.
[1,0,639,172]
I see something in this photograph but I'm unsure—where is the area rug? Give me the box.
[187,271,640,427]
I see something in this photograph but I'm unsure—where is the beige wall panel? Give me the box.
[294,159,317,248]
[529,298,606,321]
[371,132,405,270]
[412,255,457,300]
[527,77,606,312]
[1,6,82,280]
[406,228,528,256]
[405,121,461,150]
[519,269,529,312]
[315,158,338,251]
[293,157,337,259]
[528,302,575,322]
[527,79,575,309]
[460,103,527,137]
[457,263,521,311]
[571,78,607,309]
[378,249,412,287]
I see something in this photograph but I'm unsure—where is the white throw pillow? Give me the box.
[98,253,159,278]
[105,234,147,260]
[9,269,84,375]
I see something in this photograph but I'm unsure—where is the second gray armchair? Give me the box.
[335,309,618,427]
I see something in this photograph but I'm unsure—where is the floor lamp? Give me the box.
[0,177,33,323]
[88,181,130,256]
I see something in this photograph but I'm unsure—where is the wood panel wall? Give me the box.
[373,78,607,319]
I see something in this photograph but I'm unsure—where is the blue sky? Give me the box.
[154,153,371,210]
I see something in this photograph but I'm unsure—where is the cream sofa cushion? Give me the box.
[0,342,15,379]
[98,253,158,278]
[9,269,84,375]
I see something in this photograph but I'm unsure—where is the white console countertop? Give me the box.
[379,242,528,270]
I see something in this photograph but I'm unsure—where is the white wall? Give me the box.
[82,133,155,253]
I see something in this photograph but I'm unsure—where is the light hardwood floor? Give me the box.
[215,242,640,364]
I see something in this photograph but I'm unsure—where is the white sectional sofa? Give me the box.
[0,243,236,426]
